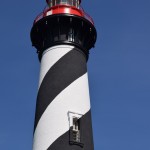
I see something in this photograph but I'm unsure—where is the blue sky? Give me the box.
[0,0,150,149]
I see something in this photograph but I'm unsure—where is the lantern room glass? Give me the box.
[47,0,80,8]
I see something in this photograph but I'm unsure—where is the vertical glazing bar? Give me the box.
[77,0,79,8]
[50,0,52,7]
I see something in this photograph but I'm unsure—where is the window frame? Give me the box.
[68,111,84,147]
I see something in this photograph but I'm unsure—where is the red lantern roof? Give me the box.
[34,5,94,25]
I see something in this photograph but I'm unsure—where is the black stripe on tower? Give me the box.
[34,49,87,131]
[47,110,94,150]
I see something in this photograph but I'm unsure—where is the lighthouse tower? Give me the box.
[30,0,97,150]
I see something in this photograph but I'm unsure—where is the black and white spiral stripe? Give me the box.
[33,45,94,150]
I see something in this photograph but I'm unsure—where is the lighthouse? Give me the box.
[30,0,97,150]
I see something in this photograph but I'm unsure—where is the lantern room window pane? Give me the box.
[73,0,79,7]
[68,0,72,5]
[47,0,79,8]
[52,0,56,6]
[56,0,61,4]
[60,0,66,4]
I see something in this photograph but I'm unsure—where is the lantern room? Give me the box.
[46,0,81,8]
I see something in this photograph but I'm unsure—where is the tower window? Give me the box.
[68,111,84,147]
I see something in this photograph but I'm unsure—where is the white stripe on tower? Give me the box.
[38,45,73,88]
